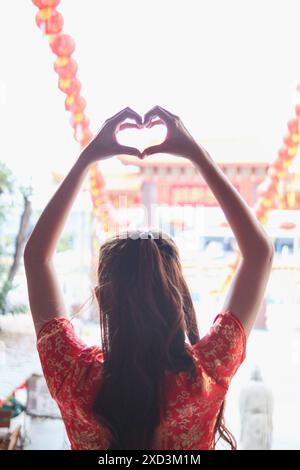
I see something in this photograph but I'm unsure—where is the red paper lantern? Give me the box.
[35,9,63,34]
[32,0,60,8]
[257,178,276,199]
[58,77,81,95]
[283,134,294,146]
[65,94,86,112]
[54,57,78,79]
[273,160,285,172]
[292,133,300,144]
[278,147,288,160]
[267,166,280,182]
[288,118,299,133]
[79,129,94,147]
[287,146,298,158]
[73,115,90,130]
[93,169,105,188]
[265,186,275,199]
[73,120,91,143]
[260,197,272,208]
[50,34,75,56]
[82,116,90,129]
[255,205,266,219]
[70,111,84,126]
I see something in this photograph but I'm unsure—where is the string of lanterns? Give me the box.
[32,0,115,232]
[212,86,300,296]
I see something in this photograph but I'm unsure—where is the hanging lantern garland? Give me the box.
[254,94,300,222]
[32,0,115,233]
[212,86,300,296]
[255,114,300,222]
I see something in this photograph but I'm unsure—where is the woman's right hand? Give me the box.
[141,105,201,162]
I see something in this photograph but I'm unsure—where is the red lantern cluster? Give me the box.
[48,33,89,147]
[253,90,300,224]
[220,86,300,296]
[32,0,116,232]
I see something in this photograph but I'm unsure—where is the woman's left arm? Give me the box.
[24,107,142,336]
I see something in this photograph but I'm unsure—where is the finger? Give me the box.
[143,105,176,126]
[156,105,179,120]
[145,118,165,129]
[106,107,132,122]
[141,142,169,158]
[107,107,143,127]
[143,106,171,127]
[117,145,142,158]
[118,121,141,131]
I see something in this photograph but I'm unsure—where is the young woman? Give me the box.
[24,106,274,450]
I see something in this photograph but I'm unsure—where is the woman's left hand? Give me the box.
[80,107,143,163]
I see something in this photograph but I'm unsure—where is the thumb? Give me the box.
[118,145,141,158]
[141,142,168,159]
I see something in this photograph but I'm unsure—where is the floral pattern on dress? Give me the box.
[37,310,246,450]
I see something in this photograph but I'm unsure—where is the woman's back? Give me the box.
[37,309,246,450]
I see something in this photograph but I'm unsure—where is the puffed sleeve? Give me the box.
[36,317,88,399]
[193,309,247,390]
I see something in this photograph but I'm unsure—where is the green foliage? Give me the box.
[0,161,13,193]
[0,161,13,225]
[0,161,30,315]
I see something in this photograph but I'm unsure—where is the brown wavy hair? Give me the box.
[92,230,236,450]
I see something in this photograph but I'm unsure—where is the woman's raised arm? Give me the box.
[141,105,274,336]
[24,107,142,335]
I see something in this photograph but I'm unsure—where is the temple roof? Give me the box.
[118,137,274,167]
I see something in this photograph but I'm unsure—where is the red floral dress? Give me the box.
[37,310,246,450]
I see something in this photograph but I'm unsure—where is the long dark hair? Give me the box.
[93,230,236,450]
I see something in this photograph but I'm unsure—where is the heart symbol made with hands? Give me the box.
[115,116,168,156]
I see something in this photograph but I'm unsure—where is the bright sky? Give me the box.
[0,0,299,206]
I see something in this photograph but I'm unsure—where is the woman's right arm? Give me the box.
[142,105,275,337]
[190,143,274,337]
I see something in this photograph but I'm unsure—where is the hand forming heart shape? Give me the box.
[81,106,199,163]
[116,117,168,155]
[114,105,200,161]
